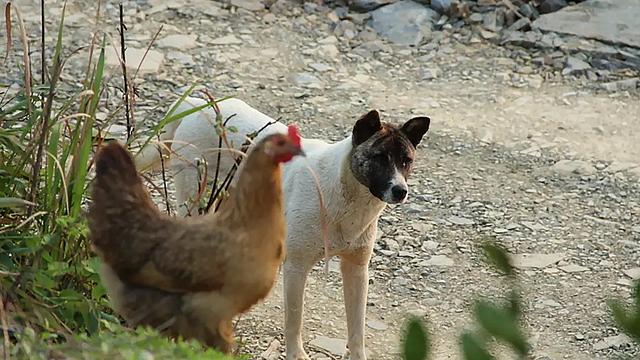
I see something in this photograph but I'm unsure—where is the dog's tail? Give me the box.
[133,96,207,172]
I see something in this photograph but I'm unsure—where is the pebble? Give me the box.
[421,255,454,267]
[309,336,347,356]
[623,267,640,280]
[559,264,589,273]
[366,320,388,330]
[550,159,596,176]
[105,47,164,74]
[156,34,198,49]
[512,253,565,269]
[210,35,243,45]
[447,216,475,225]
[592,334,631,351]
[231,0,265,11]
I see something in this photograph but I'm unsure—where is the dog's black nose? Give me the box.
[391,185,408,201]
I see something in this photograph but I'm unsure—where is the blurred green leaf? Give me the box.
[461,332,494,360]
[474,300,528,355]
[0,196,36,208]
[481,241,513,277]
[402,317,430,360]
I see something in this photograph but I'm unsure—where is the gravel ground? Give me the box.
[3,0,640,358]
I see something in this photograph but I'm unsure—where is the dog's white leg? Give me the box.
[283,258,313,360]
[340,248,372,360]
[173,164,200,217]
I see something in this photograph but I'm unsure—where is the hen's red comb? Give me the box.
[287,125,301,147]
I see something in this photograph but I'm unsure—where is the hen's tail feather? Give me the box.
[95,142,140,186]
[90,142,161,267]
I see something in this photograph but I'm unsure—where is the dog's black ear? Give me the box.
[352,110,382,146]
[401,117,430,147]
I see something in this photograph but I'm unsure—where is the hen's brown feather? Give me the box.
[89,134,295,352]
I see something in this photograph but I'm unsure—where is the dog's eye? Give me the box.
[401,157,413,167]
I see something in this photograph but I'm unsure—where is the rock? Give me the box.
[447,216,475,225]
[538,0,567,14]
[430,0,452,15]
[309,63,333,72]
[468,13,483,24]
[623,268,640,280]
[231,0,265,11]
[156,34,198,49]
[421,255,454,267]
[605,161,639,173]
[592,334,631,351]
[422,240,438,251]
[348,0,394,13]
[210,35,243,45]
[334,20,357,39]
[421,67,441,80]
[370,0,438,46]
[105,47,164,74]
[508,17,531,31]
[512,253,565,269]
[501,31,539,48]
[559,264,589,273]
[310,336,347,356]
[366,320,388,330]
[533,0,640,48]
[166,51,194,65]
[562,56,591,76]
[483,10,505,32]
[519,3,537,19]
[260,339,281,360]
[599,78,638,92]
[550,159,596,176]
[317,44,340,59]
[293,72,322,89]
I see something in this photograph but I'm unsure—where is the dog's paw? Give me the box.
[286,350,311,360]
[342,348,367,360]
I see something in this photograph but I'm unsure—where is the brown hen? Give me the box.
[89,127,303,352]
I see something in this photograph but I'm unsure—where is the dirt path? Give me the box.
[6,0,640,358]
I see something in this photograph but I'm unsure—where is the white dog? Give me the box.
[135,97,430,359]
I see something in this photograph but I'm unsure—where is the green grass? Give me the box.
[0,2,231,357]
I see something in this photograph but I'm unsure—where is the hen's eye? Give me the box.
[276,139,286,146]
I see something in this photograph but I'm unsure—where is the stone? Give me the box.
[156,34,198,49]
[210,35,243,45]
[366,320,388,330]
[231,0,265,11]
[592,334,631,351]
[599,78,638,92]
[421,67,441,80]
[606,161,639,173]
[623,268,640,280]
[370,0,439,46]
[447,216,475,225]
[562,56,591,76]
[260,339,281,360]
[512,253,565,268]
[348,0,394,13]
[483,10,504,32]
[309,63,333,72]
[105,47,164,74]
[538,0,567,14]
[293,72,322,89]
[533,0,640,48]
[559,264,589,273]
[501,31,539,48]
[550,159,596,176]
[421,255,454,267]
[430,0,452,15]
[310,336,347,356]
[166,51,194,65]
[508,17,531,31]
[423,240,438,251]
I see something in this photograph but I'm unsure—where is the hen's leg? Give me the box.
[283,257,313,360]
[340,248,373,360]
